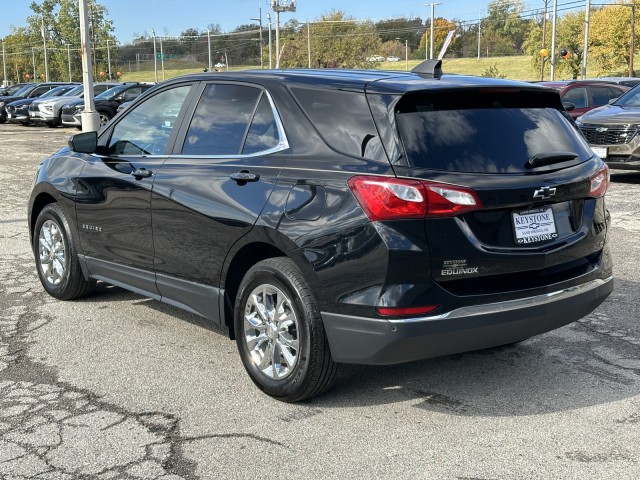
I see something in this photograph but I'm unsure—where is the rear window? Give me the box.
[395,90,594,173]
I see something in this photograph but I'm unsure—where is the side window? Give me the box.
[242,94,279,155]
[590,87,612,107]
[563,88,587,108]
[607,87,623,101]
[181,84,262,156]
[290,87,383,160]
[107,85,192,156]
[30,87,51,97]
[121,87,142,101]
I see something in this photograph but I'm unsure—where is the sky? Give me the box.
[3,0,512,42]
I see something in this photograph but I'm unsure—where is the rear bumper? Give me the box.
[322,275,613,364]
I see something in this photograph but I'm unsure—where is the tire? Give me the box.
[98,111,111,127]
[33,203,96,300]
[234,258,337,402]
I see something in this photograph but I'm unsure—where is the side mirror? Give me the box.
[68,131,98,154]
[562,101,576,111]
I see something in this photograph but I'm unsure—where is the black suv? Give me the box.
[60,82,155,128]
[29,62,613,402]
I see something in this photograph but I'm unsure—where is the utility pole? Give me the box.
[251,7,264,69]
[550,0,558,81]
[477,9,482,60]
[541,0,548,80]
[630,2,635,77]
[426,3,441,60]
[159,35,165,81]
[582,0,590,80]
[270,0,296,69]
[307,21,311,68]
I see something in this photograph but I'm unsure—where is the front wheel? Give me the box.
[98,111,111,127]
[234,258,337,402]
[33,203,96,300]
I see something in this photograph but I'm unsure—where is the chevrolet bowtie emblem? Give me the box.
[533,186,557,199]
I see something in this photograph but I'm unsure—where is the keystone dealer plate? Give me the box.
[512,206,557,244]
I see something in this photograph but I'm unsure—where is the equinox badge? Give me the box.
[533,186,557,200]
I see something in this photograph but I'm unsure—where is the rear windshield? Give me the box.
[395,90,594,173]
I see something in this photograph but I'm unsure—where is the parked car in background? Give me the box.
[386,55,400,62]
[0,83,29,96]
[596,77,640,88]
[537,80,629,119]
[29,62,613,402]
[576,84,640,170]
[29,82,120,127]
[366,55,385,62]
[5,84,78,125]
[61,82,155,128]
[0,82,74,123]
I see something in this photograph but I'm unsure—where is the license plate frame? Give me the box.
[591,146,608,158]
[512,207,558,245]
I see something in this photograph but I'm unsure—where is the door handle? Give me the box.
[131,168,153,179]
[230,171,260,184]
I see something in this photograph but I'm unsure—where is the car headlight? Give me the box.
[0,102,5,108]
[43,105,53,112]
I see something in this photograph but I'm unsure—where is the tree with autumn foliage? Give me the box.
[418,18,459,59]
[589,2,640,75]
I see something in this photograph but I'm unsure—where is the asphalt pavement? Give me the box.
[1,123,639,479]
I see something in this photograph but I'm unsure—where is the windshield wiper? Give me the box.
[527,152,578,168]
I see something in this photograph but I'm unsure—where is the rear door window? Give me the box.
[394,89,594,173]
[562,87,587,108]
[181,84,279,156]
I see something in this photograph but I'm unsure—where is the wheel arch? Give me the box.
[29,191,58,241]
[221,241,287,339]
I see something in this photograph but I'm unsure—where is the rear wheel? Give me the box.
[33,203,96,300]
[234,258,337,402]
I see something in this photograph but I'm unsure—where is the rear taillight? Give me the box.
[589,164,609,198]
[347,175,482,221]
[376,305,440,317]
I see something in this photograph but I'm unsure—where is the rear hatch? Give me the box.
[370,86,609,297]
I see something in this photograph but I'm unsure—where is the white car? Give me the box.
[387,56,400,62]
[366,55,385,62]
[214,63,226,68]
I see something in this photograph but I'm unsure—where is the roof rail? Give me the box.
[411,59,443,79]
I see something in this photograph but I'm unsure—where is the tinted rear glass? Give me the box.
[395,90,593,173]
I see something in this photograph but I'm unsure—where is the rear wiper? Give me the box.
[527,152,578,168]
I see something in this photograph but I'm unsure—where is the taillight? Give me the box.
[376,305,440,317]
[348,175,482,221]
[589,164,609,198]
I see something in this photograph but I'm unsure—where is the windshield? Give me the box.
[64,85,84,97]
[612,85,640,106]
[96,85,127,100]
[394,89,593,173]
[13,84,35,97]
[41,85,75,98]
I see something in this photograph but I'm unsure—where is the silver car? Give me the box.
[576,85,640,171]
[29,82,121,127]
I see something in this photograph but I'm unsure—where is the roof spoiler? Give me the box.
[411,59,443,79]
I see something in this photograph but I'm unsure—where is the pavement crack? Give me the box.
[179,432,288,448]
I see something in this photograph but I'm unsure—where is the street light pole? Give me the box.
[266,13,272,69]
[66,43,72,82]
[79,0,99,132]
[159,35,165,81]
[41,16,49,81]
[151,28,158,83]
[582,0,590,80]
[32,47,36,81]
[2,41,7,86]
[207,30,212,71]
[426,2,441,60]
[550,0,558,81]
[405,39,409,71]
[106,39,112,79]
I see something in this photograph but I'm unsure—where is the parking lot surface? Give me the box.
[1,123,639,479]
